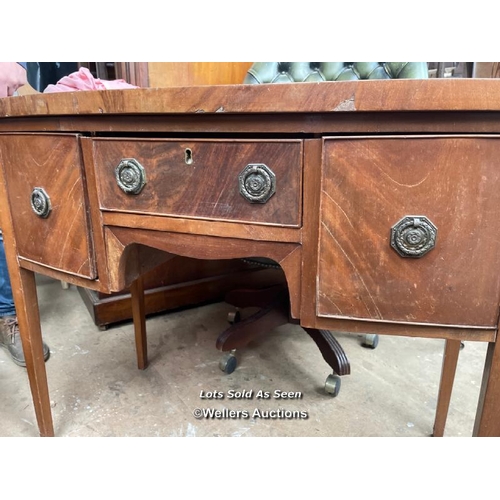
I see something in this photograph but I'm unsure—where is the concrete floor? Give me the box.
[0,275,488,437]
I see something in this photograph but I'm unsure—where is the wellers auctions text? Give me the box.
[199,408,309,419]
[199,389,303,400]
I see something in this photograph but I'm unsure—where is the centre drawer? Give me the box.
[92,138,303,227]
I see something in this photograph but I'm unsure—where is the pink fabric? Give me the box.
[43,67,138,93]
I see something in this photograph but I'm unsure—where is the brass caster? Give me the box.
[362,333,379,349]
[227,310,241,324]
[325,373,341,397]
[219,350,237,374]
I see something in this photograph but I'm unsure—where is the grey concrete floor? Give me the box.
[0,276,488,437]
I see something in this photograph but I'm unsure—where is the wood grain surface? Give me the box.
[0,134,95,278]
[101,212,301,243]
[6,112,500,136]
[3,80,500,437]
[0,151,54,436]
[93,138,302,227]
[4,79,500,118]
[104,226,302,318]
[318,136,500,327]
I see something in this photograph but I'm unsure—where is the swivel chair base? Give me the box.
[216,285,351,396]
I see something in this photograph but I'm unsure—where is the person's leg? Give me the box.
[0,233,50,366]
[0,233,16,317]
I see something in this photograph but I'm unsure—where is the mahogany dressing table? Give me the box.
[1,79,500,437]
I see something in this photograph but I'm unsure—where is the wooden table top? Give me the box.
[2,79,500,118]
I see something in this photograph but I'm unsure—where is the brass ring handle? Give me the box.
[390,216,437,258]
[30,187,51,218]
[115,158,147,194]
[238,163,276,203]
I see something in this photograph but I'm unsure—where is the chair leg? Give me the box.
[219,285,351,395]
[433,339,461,437]
[216,296,289,351]
[302,328,351,376]
[130,276,148,370]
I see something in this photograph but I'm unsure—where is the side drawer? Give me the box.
[0,134,96,279]
[318,136,500,327]
[92,138,303,227]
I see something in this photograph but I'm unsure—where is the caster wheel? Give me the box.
[460,342,465,350]
[227,310,241,324]
[219,352,237,374]
[362,333,379,349]
[324,374,341,397]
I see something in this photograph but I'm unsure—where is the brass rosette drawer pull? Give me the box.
[390,216,437,258]
[115,158,147,194]
[30,187,51,218]
[238,163,276,203]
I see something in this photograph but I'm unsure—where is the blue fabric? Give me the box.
[0,234,16,317]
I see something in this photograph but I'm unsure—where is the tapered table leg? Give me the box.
[433,339,461,437]
[0,154,54,436]
[14,268,53,437]
[473,340,500,436]
[131,276,148,370]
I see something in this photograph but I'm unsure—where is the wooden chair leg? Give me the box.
[296,326,349,398]
[130,276,148,370]
[220,286,350,383]
[302,328,351,376]
[433,339,461,437]
[216,298,289,351]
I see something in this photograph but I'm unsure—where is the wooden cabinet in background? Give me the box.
[114,62,252,87]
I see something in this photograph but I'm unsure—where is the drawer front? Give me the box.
[0,134,95,279]
[93,139,302,227]
[318,136,500,327]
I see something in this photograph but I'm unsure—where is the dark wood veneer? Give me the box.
[92,138,303,227]
[318,136,500,327]
[2,80,500,437]
[0,134,95,278]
